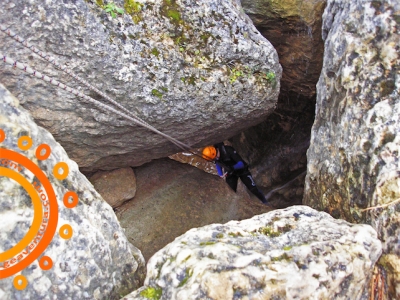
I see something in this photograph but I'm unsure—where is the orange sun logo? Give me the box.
[0,128,78,290]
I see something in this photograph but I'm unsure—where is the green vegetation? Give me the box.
[263,70,277,88]
[140,287,162,300]
[264,71,276,82]
[271,252,291,262]
[227,65,278,86]
[181,76,196,86]
[216,233,224,239]
[178,268,193,287]
[151,48,160,57]
[124,0,143,23]
[151,89,163,99]
[228,232,243,237]
[200,32,214,44]
[283,245,292,251]
[103,1,124,18]
[258,226,281,238]
[200,241,216,246]
[229,68,244,84]
[162,0,182,25]
[167,9,181,22]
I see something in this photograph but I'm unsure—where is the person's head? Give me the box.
[202,146,217,161]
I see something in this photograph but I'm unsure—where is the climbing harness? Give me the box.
[0,24,192,152]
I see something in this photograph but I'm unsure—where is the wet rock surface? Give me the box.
[122,206,381,300]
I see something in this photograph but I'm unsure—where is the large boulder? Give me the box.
[303,0,400,298]
[122,206,381,299]
[115,158,272,262]
[224,0,326,206]
[0,0,281,172]
[89,167,137,208]
[0,84,145,299]
[241,0,326,100]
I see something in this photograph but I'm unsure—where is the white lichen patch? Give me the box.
[0,85,145,299]
[123,206,381,300]
[304,0,399,297]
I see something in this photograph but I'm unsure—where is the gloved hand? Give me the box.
[220,172,228,179]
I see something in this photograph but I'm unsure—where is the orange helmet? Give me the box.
[202,146,217,160]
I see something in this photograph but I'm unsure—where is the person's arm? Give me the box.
[233,161,245,170]
[216,163,228,178]
[228,147,246,170]
[216,163,224,176]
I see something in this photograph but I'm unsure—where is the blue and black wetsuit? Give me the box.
[214,143,268,204]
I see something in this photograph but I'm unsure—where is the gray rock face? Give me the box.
[0,0,281,172]
[89,167,137,208]
[0,84,145,299]
[226,0,326,208]
[122,206,381,300]
[303,0,400,298]
[115,158,272,262]
[241,0,326,100]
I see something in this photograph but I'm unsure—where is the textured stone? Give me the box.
[170,142,306,209]
[169,149,218,176]
[303,0,400,298]
[115,158,272,262]
[224,0,326,206]
[122,206,381,300]
[0,84,145,299]
[0,0,281,172]
[242,0,326,100]
[89,167,137,208]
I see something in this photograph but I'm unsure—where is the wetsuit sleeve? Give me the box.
[227,147,247,169]
[233,161,245,170]
[216,163,224,176]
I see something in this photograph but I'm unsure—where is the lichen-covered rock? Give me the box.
[221,0,326,208]
[0,84,145,299]
[122,206,381,300]
[89,167,137,208]
[303,0,400,298]
[0,0,281,172]
[241,0,326,100]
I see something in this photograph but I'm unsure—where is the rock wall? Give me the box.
[89,167,137,208]
[0,84,145,299]
[227,0,326,206]
[241,0,326,100]
[115,158,272,262]
[0,0,281,172]
[303,0,400,298]
[170,0,327,208]
[122,206,381,300]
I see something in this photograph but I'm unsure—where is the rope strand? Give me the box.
[0,25,152,128]
[0,53,190,151]
[0,23,191,151]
